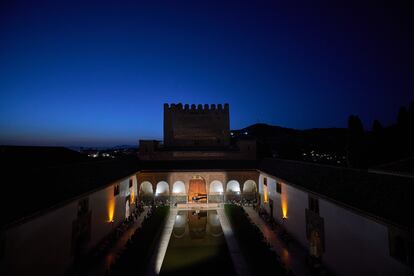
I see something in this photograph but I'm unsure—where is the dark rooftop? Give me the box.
[259,158,414,229]
[2,146,413,231]
[373,157,414,176]
[137,160,258,171]
[1,146,141,228]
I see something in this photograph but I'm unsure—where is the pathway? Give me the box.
[147,208,178,276]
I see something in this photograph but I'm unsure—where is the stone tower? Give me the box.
[163,103,230,148]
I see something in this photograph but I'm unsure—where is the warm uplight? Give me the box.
[281,188,288,219]
[263,185,269,203]
[108,197,116,223]
[130,190,135,204]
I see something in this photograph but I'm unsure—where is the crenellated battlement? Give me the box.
[164,103,229,113]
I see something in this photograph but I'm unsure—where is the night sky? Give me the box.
[1,1,413,146]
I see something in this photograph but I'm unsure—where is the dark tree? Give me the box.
[397,106,408,129]
[408,100,414,126]
[372,120,383,133]
[369,119,385,165]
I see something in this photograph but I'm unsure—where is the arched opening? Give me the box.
[155,181,169,195]
[243,180,257,192]
[226,180,240,203]
[243,180,257,203]
[155,181,169,205]
[171,181,186,205]
[226,180,240,193]
[172,181,186,194]
[188,176,207,203]
[209,180,224,194]
[209,180,224,203]
[139,181,153,195]
[139,181,154,205]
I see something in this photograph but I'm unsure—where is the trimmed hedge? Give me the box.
[225,204,289,275]
[108,206,170,275]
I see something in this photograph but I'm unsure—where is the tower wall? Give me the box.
[163,103,230,147]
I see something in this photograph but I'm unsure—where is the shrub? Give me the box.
[225,204,288,275]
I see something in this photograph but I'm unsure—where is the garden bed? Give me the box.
[224,204,289,275]
[108,206,170,275]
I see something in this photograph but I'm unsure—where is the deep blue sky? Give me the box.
[1,1,413,146]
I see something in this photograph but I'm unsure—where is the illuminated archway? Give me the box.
[226,180,240,193]
[243,180,257,192]
[155,181,169,195]
[139,181,153,195]
[172,181,186,194]
[209,180,224,194]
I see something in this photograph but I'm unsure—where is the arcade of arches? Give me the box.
[137,170,259,204]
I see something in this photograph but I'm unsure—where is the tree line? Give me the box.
[347,100,414,168]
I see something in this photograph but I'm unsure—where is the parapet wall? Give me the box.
[164,103,229,112]
[164,103,230,148]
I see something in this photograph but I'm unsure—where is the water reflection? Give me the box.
[172,213,187,238]
[172,210,223,239]
[161,210,232,275]
[188,210,207,239]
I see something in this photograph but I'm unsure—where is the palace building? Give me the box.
[1,104,413,276]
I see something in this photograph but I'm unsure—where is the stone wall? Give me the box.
[163,103,230,148]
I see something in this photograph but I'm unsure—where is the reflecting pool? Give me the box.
[160,210,234,275]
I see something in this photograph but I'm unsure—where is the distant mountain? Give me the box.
[233,123,299,136]
[110,145,138,150]
[68,145,137,151]
[232,123,348,164]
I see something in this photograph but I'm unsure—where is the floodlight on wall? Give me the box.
[281,192,288,219]
[108,197,115,223]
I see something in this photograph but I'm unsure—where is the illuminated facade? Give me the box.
[137,170,259,204]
